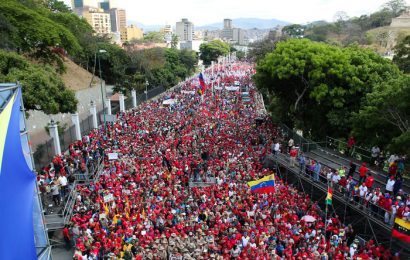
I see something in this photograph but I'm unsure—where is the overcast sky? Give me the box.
[65,0,409,25]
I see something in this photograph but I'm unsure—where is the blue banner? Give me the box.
[0,88,36,259]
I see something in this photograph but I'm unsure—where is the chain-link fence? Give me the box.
[33,86,167,171]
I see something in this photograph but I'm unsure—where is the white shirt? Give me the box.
[274,143,280,152]
[386,179,395,191]
[332,174,341,184]
[58,176,68,186]
[51,185,59,195]
[359,185,368,197]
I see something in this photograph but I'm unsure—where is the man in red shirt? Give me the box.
[364,173,374,189]
[358,162,368,184]
[63,225,72,250]
[289,146,298,168]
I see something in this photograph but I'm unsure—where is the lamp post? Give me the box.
[145,80,149,101]
[98,49,107,131]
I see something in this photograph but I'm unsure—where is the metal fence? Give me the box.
[32,86,166,171]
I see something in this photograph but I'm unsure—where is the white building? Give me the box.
[179,40,203,52]
[176,18,194,41]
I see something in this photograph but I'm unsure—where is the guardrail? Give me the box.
[325,136,372,163]
[273,153,396,228]
[63,157,105,225]
[44,157,104,230]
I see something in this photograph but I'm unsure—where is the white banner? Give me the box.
[108,153,118,160]
[103,194,114,203]
[225,86,239,91]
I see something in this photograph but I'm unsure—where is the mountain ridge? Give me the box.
[128,17,290,31]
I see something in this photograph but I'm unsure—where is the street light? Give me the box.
[98,49,107,132]
[145,80,149,101]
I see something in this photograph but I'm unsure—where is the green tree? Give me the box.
[199,40,230,65]
[236,51,246,61]
[393,35,410,73]
[383,0,408,16]
[254,39,402,138]
[0,0,81,64]
[282,24,305,38]
[0,50,77,114]
[171,34,179,49]
[143,32,165,43]
[352,75,410,157]
[247,35,277,62]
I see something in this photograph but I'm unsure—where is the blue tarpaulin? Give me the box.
[0,88,36,259]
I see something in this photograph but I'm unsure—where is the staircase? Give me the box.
[44,158,105,231]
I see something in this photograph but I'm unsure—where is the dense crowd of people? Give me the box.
[37,62,404,259]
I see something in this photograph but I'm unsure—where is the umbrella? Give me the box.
[301,215,316,222]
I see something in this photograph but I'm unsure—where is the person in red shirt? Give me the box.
[347,136,356,156]
[364,173,374,189]
[358,162,368,184]
[63,225,72,250]
[289,146,298,168]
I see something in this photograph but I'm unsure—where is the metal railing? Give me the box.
[325,136,372,163]
[44,157,104,230]
[273,153,402,228]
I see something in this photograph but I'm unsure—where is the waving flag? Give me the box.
[326,187,333,205]
[392,217,410,243]
[198,72,206,95]
[247,174,275,193]
[0,88,36,259]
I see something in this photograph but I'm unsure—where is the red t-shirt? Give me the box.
[359,166,368,177]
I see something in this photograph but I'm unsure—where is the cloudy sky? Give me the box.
[65,0,409,25]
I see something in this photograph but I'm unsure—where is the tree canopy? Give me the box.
[0,50,77,114]
[113,48,197,94]
[199,40,230,65]
[254,39,407,155]
[393,35,410,73]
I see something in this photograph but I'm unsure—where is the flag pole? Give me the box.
[325,180,330,238]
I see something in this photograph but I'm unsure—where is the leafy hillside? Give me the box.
[0,0,198,115]
[282,0,409,54]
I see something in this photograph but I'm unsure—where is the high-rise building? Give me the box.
[176,18,194,41]
[233,28,245,45]
[98,0,118,11]
[120,25,143,42]
[81,7,111,35]
[71,0,98,8]
[109,8,126,33]
[161,24,173,43]
[224,19,233,29]
[221,18,234,40]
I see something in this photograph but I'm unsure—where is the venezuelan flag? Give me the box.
[247,174,275,193]
[392,217,410,243]
[198,73,206,95]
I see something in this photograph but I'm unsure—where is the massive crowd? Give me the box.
[37,62,404,259]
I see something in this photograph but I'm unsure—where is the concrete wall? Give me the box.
[27,83,113,149]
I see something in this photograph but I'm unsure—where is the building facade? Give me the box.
[221,18,234,40]
[120,25,143,42]
[71,0,98,8]
[109,8,126,33]
[176,19,194,41]
[81,7,111,35]
[390,11,410,28]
